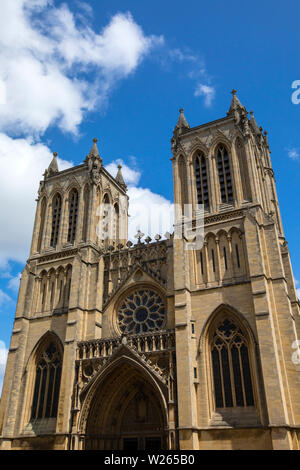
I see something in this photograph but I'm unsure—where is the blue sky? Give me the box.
[0,0,300,391]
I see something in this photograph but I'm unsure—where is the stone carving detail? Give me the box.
[37,249,78,263]
[75,330,176,393]
[118,289,166,335]
[204,210,244,225]
[103,239,168,306]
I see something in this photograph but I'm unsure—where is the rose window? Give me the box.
[118,289,165,334]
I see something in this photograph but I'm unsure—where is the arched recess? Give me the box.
[199,304,263,426]
[177,155,188,211]
[67,188,79,243]
[193,151,210,210]
[215,144,234,204]
[113,203,120,244]
[82,184,90,242]
[37,196,47,252]
[21,331,63,430]
[79,355,168,450]
[235,137,252,202]
[50,193,62,247]
[101,192,112,245]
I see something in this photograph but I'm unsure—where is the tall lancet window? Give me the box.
[211,318,254,409]
[50,194,62,247]
[194,153,209,209]
[82,185,90,242]
[37,197,46,252]
[67,189,79,243]
[114,203,120,243]
[235,138,252,202]
[31,342,62,420]
[217,146,233,204]
[178,155,188,211]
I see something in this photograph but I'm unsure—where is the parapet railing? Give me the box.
[76,329,175,360]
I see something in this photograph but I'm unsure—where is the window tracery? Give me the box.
[118,289,165,335]
[211,318,254,408]
[50,194,62,247]
[68,189,79,243]
[31,342,62,420]
[194,153,209,209]
[217,146,233,204]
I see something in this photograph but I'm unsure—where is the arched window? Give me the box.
[217,146,233,204]
[211,318,254,408]
[114,203,120,243]
[67,189,79,243]
[31,341,62,420]
[235,138,251,202]
[178,155,188,210]
[37,197,46,252]
[50,194,62,247]
[82,185,90,242]
[194,153,209,209]
[102,193,111,242]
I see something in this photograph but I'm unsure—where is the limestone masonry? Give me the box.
[1,91,300,450]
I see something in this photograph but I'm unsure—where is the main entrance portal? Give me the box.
[83,360,168,450]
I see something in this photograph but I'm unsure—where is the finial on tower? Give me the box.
[46,151,59,176]
[227,88,246,116]
[89,137,100,157]
[115,163,127,191]
[174,107,190,132]
[249,110,261,134]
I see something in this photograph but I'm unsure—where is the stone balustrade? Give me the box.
[76,329,175,360]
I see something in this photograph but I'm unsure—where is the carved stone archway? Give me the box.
[81,357,168,450]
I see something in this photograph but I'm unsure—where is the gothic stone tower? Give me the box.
[0,91,300,450]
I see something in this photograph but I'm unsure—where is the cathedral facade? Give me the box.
[0,91,300,450]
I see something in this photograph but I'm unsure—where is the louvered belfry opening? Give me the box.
[195,152,209,209]
[68,189,79,243]
[217,146,233,204]
[50,194,62,247]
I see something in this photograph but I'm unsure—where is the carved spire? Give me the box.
[85,137,102,185]
[115,164,127,190]
[89,137,100,157]
[46,152,59,176]
[174,108,190,131]
[227,89,247,115]
[249,110,260,135]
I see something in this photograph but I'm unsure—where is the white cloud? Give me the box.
[297,288,300,299]
[0,2,164,267]
[50,8,163,73]
[7,273,22,292]
[194,83,215,107]
[0,133,72,266]
[105,159,141,186]
[0,340,8,396]
[127,186,174,240]
[287,148,300,160]
[169,48,197,63]
[0,289,12,307]
[106,159,174,240]
[0,1,163,136]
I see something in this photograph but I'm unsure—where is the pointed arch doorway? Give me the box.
[83,359,168,450]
